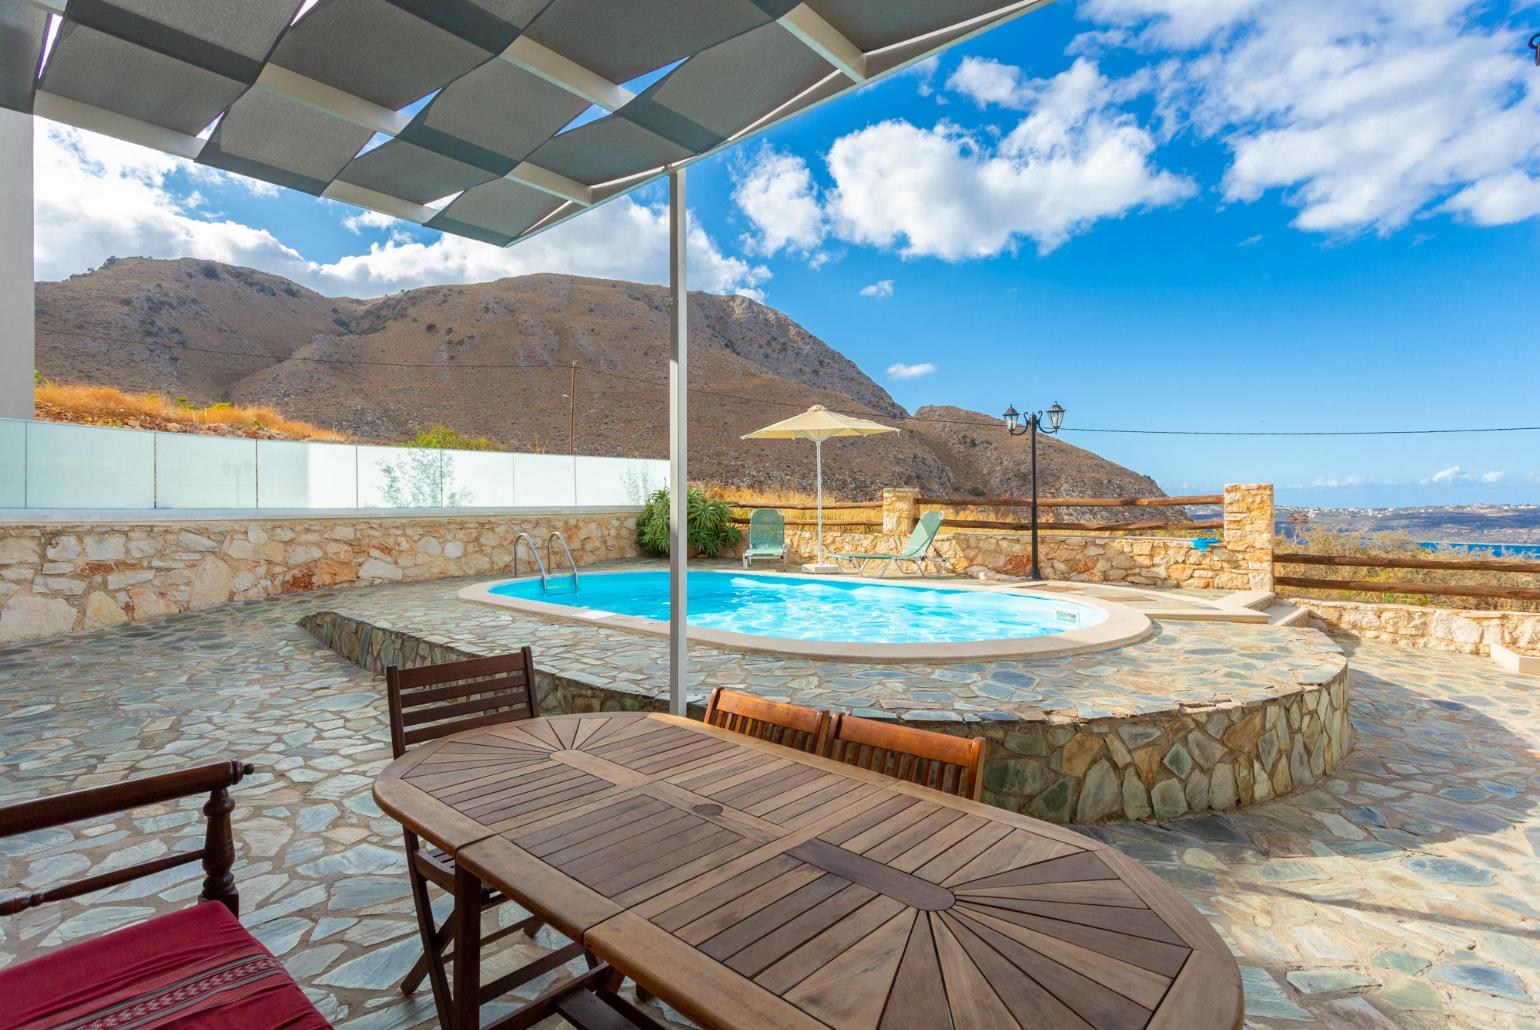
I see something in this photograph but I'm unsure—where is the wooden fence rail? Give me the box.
[720,500,881,511]
[1274,576,1540,602]
[728,516,881,528]
[918,494,1222,508]
[1275,551,1540,575]
[944,518,1223,534]
[1274,550,1540,602]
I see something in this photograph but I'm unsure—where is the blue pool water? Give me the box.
[487,571,1106,644]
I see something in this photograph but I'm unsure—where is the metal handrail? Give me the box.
[546,531,579,592]
[513,532,548,588]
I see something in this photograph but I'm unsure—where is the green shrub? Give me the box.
[406,424,498,451]
[636,488,741,558]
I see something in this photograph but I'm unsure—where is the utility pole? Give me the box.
[568,362,576,455]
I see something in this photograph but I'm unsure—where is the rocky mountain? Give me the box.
[35,258,1169,509]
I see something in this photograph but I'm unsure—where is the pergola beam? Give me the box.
[254,65,593,207]
[498,36,633,112]
[778,4,867,82]
[32,91,204,159]
[254,64,407,137]
[320,180,435,224]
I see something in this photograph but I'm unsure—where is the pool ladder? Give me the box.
[514,531,579,594]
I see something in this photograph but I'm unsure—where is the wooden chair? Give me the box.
[386,649,583,1029]
[492,962,667,1029]
[703,687,829,754]
[824,712,987,800]
[0,761,330,1029]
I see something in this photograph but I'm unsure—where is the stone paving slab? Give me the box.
[0,576,1536,1027]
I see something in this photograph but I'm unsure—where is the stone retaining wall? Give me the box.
[754,483,1274,591]
[964,667,1351,821]
[1296,598,1540,657]
[0,510,639,644]
[304,605,1351,824]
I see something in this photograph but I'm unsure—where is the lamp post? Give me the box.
[1002,401,1065,581]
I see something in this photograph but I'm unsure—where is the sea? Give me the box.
[1417,541,1540,559]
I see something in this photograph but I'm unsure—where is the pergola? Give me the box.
[0,0,1047,711]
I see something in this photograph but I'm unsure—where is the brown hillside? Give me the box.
[35,259,1170,512]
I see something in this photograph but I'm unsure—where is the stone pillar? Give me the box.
[0,108,33,420]
[1222,483,1274,591]
[882,488,919,535]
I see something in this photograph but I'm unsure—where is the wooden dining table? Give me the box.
[373,712,1243,1030]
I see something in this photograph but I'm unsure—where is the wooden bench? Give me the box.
[0,760,329,1030]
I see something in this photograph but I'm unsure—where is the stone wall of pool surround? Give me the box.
[749,484,1275,592]
[0,510,640,644]
[302,577,1350,824]
[1296,597,1540,657]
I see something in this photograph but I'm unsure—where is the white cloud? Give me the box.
[1420,465,1508,486]
[859,279,894,298]
[731,144,826,259]
[823,59,1192,259]
[1087,0,1540,233]
[305,198,769,299]
[33,120,770,299]
[1308,476,1366,488]
[887,362,936,379]
[33,121,308,282]
[1079,0,1264,47]
[341,209,399,234]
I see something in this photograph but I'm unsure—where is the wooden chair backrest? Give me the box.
[703,688,828,754]
[387,649,539,757]
[0,759,253,917]
[825,713,986,800]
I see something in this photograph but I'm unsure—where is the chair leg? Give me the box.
[401,913,454,994]
[405,864,455,1030]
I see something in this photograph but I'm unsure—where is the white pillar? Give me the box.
[667,168,687,717]
[0,109,33,420]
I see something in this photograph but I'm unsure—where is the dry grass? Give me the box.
[1277,528,1540,612]
[35,384,353,442]
[700,481,882,525]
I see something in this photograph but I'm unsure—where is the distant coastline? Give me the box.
[1276,504,1540,547]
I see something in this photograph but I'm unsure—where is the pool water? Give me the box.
[486,571,1106,645]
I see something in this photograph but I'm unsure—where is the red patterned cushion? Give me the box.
[0,902,329,1030]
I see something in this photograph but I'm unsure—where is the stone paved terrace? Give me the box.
[0,578,1537,1027]
[303,566,1350,822]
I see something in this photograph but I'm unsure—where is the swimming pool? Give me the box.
[487,570,1105,643]
[464,570,1146,661]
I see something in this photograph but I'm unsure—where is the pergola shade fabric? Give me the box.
[5,0,1044,247]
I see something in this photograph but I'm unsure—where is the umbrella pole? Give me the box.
[815,437,824,565]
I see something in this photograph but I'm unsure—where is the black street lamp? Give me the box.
[1002,401,1066,580]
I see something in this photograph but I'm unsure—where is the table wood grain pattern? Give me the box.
[374,712,1242,1030]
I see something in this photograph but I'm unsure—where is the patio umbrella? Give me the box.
[742,405,900,567]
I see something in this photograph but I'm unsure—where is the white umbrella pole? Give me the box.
[815,437,824,565]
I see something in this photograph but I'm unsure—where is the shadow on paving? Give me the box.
[1082,639,1540,1026]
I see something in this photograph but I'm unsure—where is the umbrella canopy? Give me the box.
[742,406,899,566]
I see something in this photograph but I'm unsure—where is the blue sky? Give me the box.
[31,0,1540,508]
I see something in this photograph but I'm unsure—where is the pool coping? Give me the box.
[456,569,1154,663]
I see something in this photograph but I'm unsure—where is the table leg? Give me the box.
[453,865,482,1030]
